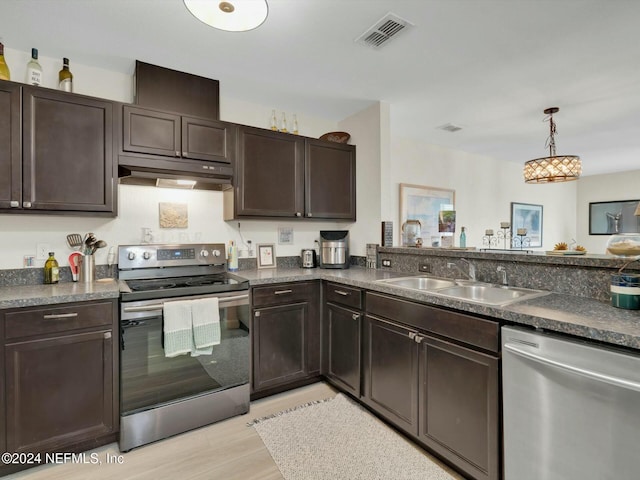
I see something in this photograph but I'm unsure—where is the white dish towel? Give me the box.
[163,300,194,358]
[190,297,221,357]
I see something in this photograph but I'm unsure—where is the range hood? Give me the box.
[118,154,233,191]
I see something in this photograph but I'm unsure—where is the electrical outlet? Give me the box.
[381,259,392,267]
[36,243,50,260]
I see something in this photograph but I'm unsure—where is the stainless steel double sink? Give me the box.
[376,275,549,306]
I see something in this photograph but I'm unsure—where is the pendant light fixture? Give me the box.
[184,0,268,32]
[523,107,581,183]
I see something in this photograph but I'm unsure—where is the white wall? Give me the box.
[387,135,578,251]
[337,102,386,256]
[576,170,640,254]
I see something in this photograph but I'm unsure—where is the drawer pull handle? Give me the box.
[334,290,350,296]
[408,332,417,340]
[352,313,360,320]
[274,289,293,295]
[43,313,78,319]
[415,335,424,344]
[104,331,112,340]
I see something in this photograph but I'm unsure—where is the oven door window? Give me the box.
[120,302,249,416]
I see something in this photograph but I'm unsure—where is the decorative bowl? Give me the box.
[606,233,640,256]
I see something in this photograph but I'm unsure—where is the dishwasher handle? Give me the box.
[504,342,640,393]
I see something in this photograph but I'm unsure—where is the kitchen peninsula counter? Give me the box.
[239,266,640,351]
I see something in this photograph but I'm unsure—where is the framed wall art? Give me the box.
[589,200,640,235]
[399,184,455,246]
[257,243,276,269]
[511,202,543,247]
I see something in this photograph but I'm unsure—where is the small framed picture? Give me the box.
[257,243,276,269]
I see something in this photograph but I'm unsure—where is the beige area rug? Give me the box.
[249,393,457,480]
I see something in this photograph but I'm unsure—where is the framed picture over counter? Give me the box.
[399,184,455,246]
[257,243,276,269]
[511,202,543,247]
[589,200,640,235]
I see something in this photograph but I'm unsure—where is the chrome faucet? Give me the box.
[497,266,508,286]
[447,258,476,281]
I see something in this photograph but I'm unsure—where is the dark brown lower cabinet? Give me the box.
[324,303,361,397]
[5,330,114,453]
[251,282,320,397]
[419,336,499,480]
[364,292,499,480]
[252,302,309,391]
[362,316,418,435]
[0,300,118,475]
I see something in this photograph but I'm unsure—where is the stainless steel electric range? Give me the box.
[118,243,250,451]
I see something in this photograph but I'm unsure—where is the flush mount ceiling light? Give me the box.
[523,107,582,183]
[184,0,268,32]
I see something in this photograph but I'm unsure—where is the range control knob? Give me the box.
[143,251,151,260]
[200,250,209,257]
[127,252,136,260]
[211,249,221,257]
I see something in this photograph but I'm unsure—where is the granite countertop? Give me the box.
[0,279,123,309]
[240,267,640,351]
[1,267,638,351]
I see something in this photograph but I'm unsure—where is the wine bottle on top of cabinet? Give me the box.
[58,57,73,92]
[0,40,11,81]
[26,48,42,85]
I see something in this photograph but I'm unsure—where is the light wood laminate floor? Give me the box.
[5,382,463,480]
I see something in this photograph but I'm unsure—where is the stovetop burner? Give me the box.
[122,273,248,301]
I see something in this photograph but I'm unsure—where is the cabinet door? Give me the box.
[305,139,356,220]
[123,105,181,157]
[418,336,499,480]
[0,81,21,210]
[363,315,418,435]
[325,303,361,397]
[5,329,114,453]
[182,116,235,163]
[22,87,115,213]
[235,126,304,217]
[252,302,309,392]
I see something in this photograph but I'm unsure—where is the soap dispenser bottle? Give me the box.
[460,227,467,248]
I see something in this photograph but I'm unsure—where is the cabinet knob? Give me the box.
[408,332,417,340]
[104,331,112,340]
[182,151,188,157]
[254,311,261,317]
[23,202,32,208]
[415,335,424,344]
[307,213,313,217]
[175,151,180,157]
[352,313,359,320]
[295,212,302,217]
[10,200,19,208]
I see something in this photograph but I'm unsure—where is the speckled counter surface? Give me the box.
[238,267,640,351]
[0,279,123,309]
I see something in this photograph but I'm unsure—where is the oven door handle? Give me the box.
[122,294,250,313]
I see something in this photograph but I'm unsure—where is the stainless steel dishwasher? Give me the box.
[502,326,640,480]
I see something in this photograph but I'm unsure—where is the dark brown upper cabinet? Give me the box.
[224,126,356,221]
[122,105,234,164]
[305,139,356,220]
[0,81,21,210]
[0,84,117,215]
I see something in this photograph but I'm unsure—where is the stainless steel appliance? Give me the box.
[118,243,250,451]
[318,230,350,269]
[301,248,317,268]
[502,326,640,480]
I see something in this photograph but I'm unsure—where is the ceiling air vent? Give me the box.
[438,123,463,133]
[355,13,414,50]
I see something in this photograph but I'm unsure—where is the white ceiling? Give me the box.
[3,0,640,176]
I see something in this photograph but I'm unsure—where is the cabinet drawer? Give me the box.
[325,282,362,309]
[5,301,114,340]
[366,292,499,353]
[252,282,315,308]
